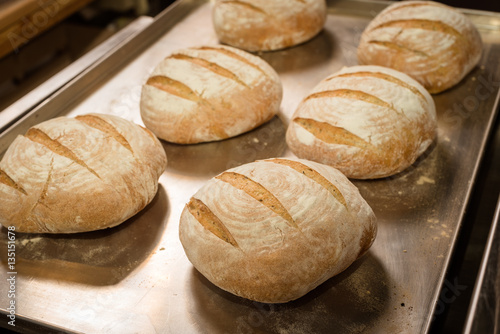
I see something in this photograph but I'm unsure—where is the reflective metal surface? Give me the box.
[0,1,499,333]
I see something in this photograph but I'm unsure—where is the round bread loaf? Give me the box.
[212,0,327,52]
[286,65,437,179]
[179,158,376,303]
[357,1,482,94]
[140,45,282,144]
[0,113,167,233]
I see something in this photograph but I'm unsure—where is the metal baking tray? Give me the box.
[1,0,500,333]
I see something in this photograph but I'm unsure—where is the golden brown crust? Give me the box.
[266,158,347,207]
[186,197,239,248]
[0,168,27,195]
[286,65,437,179]
[357,0,483,93]
[216,171,298,229]
[145,75,208,104]
[75,114,134,153]
[140,45,282,144]
[25,127,100,178]
[179,158,377,303]
[194,46,269,77]
[292,117,374,150]
[330,71,427,101]
[0,113,167,233]
[212,0,327,52]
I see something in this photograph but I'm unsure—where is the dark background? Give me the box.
[0,1,499,333]
[441,0,500,11]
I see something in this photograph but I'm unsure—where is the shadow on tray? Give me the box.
[258,28,336,73]
[187,253,395,334]
[161,115,288,177]
[0,185,169,286]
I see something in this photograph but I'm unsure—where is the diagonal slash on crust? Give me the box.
[216,171,298,229]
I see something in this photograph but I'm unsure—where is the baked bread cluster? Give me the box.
[0,114,167,233]
[140,45,282,144]
[179,158,376,303]
[357,1,482,93]
[212,0,327,51]
[0,0,485,307]
[286,65,437,179]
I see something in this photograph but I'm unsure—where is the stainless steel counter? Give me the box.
[0,0,499,333]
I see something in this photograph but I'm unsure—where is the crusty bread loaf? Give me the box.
[286,65,437,179]
[212,0,327,52]
[0,113,167,233]
[357,0,482,94]
[179,158,376,303]
[140,45,282,144]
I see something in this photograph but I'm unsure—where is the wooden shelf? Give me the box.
[0,0,95,59]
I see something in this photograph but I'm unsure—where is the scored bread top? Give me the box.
[0,114,167,233]
[179,158,376,303]
[140,45,282,144]
[212,0,327,51]
[286,65,437,179]
[357,0,482,93]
